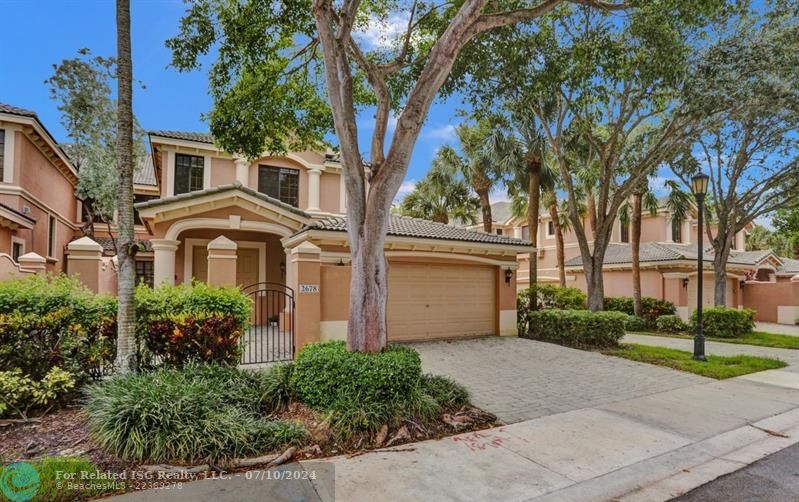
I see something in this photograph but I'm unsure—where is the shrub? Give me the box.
[291,341,425,432]
[691,307,755,338]
[656,315,688,333]
[0,309,115,382]
[260,363,295,412]
[135,282,250,329]
[604,296,676,329]
[517,285,587,334]
[624,314,647,332]
[521,309,627,349]
[85,364,306,462]
[420,374,469,410]
[0,367,75,419]
[140,313,242,367]
[0,274,116,328]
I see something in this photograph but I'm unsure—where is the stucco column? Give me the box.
[151,239,180,286]
[234,158,250,186]
[17,252,46,275]
[67,237,103,292]
[206,236,238,287]
[307,168,322,212]
[497,265,518,336]
[289,241,321,351]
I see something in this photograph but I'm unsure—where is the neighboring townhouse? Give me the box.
[0,103,80,275]
[471,200,799,324]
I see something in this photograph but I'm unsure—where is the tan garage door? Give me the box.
[388,263,496,342]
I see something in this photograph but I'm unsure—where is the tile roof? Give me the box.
[149,130,215,144]
[777,258,799,274]
[92,237,153,255]
[565,243,781,268]
[306,215,532,247]
[133,181,310,219]
[0,103,36,117]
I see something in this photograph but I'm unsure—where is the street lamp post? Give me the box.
[691,173,709,362]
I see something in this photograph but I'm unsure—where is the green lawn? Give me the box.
[630,330,799,350]
[604,343,786,379]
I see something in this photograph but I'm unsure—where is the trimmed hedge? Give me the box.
[292,341,422,411]
[604,296,676,329]
[135,282,250,330]
[521,309,627,349]
[692,307,755,338]
[517,285,587,334]
[656,314,688,333]
[624,314,647,332]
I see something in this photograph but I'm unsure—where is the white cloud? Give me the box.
[648,174,678,196]
[425,124,458,142]
[395,179,417,201]
[489,185,510,203]
[353,14,409,49]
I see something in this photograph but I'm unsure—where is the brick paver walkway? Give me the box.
[411,337,706,424]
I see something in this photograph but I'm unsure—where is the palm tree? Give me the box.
[114,0,136,373]
[484,116,547,307]
[621,180,659,317]
[437,122,502,232]
[400,159,479,225]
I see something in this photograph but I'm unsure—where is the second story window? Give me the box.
[620,222,630,243]
[0,130,5,181]
[258,166,299,207]
[495,228,503,236]
[672,218,682,243]
[174,154,204,195]
[547,220,555,237]
[521,225,530,240]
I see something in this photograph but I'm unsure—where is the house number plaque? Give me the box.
[299,284,320,293]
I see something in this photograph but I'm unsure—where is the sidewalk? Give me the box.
[109,368,799,501]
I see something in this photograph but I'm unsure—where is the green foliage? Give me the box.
[656,315,689,333]
[692,307,755,338]
[141,313,242,367]
[17,456,121,502]
[135,282,250,329]
[291,341,432,433]
[604,296,677,329]
[399,160,479,225]
[604,343,786,379]
[84,364,306,462]
[0,274,116,329]
[420,374,469,410]
[0,367,75,419]
[0,309,115,383]
[260,363,295,412]
[772,208,799,258]
[521,309,627,349]
[624,314,647,332]
[517,285,588,334]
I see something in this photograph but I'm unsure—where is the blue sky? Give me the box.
[0,0,470,200]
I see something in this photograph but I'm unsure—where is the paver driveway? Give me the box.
[410,336,706,424]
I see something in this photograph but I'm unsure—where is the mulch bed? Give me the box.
[0,402,499,496]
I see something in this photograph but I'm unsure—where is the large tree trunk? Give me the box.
[713,252,728,307]
[586,191,597,238]
[478,189,492,233]
[81,198,96,239]
[114,0,136,373]
[631,193,643,316]
[585,255,606,311]
[527,164,541,309]
[548,199,566,287]
[347,211,390,352]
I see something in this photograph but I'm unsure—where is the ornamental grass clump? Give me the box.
[85,364,305,463]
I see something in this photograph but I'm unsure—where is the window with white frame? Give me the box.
[47,215,56,258]
[174,154,205,195]
[546,220,555,238]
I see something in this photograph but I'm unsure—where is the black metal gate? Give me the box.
[240,282,295,364]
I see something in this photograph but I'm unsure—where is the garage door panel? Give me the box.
[388,263,495,341]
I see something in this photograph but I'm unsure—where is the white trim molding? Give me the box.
[10,236,25,261]
[166,150,176,197]
[164,217,295,241]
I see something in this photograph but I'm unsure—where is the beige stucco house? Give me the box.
[470,200,799,324]
[0,104,530,359]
